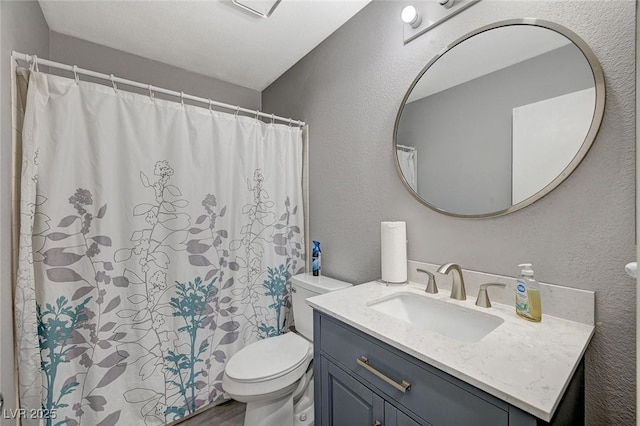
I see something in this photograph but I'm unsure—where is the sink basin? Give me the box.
[367,292,504,343]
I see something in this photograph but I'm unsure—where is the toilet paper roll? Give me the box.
[381,221,407,283]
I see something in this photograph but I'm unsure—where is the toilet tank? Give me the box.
[291,273,351,341]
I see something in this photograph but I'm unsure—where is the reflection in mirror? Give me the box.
[397,145,418,192]
[394,20,604,217]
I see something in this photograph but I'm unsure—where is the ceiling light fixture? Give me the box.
[232,0,281,18]
[401,5,422,28]
[440,0,455,9]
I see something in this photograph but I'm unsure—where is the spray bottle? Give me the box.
[312,241,321,276]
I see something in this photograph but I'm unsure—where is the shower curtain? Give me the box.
[15,71,305,426]
[397,146,417,192]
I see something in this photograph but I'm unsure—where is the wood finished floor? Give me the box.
[173,400,246,426]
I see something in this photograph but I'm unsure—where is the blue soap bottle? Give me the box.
[312,241,321,276]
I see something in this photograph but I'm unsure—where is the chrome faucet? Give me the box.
[437,263,466,300]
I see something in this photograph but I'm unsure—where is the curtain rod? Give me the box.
[11,50,305,127]
[397,144,416,152]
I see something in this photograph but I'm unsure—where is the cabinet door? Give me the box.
[384,403,426,426]
[320,356,384,426]
[397,409,423,426]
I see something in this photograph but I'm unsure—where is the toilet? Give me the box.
[222,273,351,426]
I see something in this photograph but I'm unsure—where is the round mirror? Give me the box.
[394,19,605,218]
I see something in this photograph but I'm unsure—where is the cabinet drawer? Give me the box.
[318,315,508,426]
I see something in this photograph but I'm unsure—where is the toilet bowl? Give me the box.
[222,273,351,426]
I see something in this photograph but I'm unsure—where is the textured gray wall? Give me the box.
[0,1,49,421]
[49,32,261,110]
[399,44,593,215]
[263,1,636,423]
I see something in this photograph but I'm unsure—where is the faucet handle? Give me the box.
[475,283,506,308]
[416,269,438,294]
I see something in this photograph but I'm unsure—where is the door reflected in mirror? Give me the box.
[394,19,605,218]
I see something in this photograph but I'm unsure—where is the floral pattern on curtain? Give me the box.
[16,72,304,426]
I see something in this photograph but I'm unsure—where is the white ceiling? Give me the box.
[38,0,371,91]
[407,25,572,103]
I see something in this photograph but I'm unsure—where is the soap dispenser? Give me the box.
[515,263,542,322]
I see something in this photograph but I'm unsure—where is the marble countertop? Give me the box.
[307,281,594,422]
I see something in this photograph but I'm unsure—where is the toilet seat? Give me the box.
[223,333,313,401]
[226,333,312,383]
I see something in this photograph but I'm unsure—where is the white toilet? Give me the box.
[222,273,351,426]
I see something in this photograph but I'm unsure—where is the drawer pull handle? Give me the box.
[356,356,411,393]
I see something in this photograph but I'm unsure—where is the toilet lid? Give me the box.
[225,332,312,383]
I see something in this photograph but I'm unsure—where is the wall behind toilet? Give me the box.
[262,1,636,424]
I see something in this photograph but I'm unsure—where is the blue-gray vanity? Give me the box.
[308,279,594,426]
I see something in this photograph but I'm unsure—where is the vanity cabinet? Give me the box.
[320,356,384,425]
[314,311,584,426]
[320,356,422,426]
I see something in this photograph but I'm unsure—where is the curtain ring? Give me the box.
[32,55,39,72]
[288,118,292,127]
[73,65,79,85]
[255,110,260,121]
[235,106,240,117]
[271,113,275,124]
[180,91,185,107]
[208,99,213,112]
[110,74,117,92]
[148,84,155,100]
